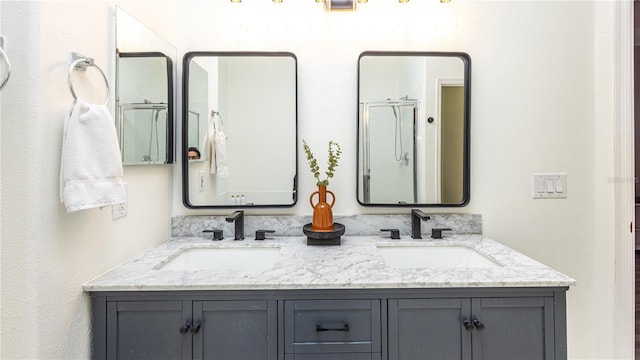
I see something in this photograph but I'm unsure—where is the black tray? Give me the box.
[303,223,345,246]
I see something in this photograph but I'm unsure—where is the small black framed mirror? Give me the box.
[182,52,298,208]
[357,51,471,207]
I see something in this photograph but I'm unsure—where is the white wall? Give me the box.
[0,1,626,359]
[1,1,175,358]
[174,1,620,359]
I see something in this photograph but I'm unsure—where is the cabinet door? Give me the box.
[106,301,192,360]
[471,297,555,360]
[193,300,277,360]
[388,298,472,360]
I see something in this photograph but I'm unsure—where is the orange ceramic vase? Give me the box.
[310,185,335,232]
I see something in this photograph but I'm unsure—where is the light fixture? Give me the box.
[399,0,409,3]
[323,0,357,11]
[440,0,451,2]
[273,0,283,2]
[358,0,368,3]
[231,0,241,3]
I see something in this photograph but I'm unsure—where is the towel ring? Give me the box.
[68,52,109,105]
[0,36,11,91]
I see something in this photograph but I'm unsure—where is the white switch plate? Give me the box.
[199,171,205,193]
[532,173,567,199]
[112,184,128,220]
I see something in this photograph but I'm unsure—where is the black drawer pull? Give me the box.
[316,322,350,332]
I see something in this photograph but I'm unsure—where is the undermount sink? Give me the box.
[156,247,281,271]
[376,245,502,269]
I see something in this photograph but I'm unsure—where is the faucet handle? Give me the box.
[255,230,275,241]
[203,229,224,241]
[380,228,400,239]
[431,228,452,239]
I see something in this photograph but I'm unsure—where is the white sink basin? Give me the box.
[377,245,502,269]
[156,247,281,271]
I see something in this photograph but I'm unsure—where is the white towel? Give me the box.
[60,99,126,212]
[214,129,229,179]
[205,114,216,174]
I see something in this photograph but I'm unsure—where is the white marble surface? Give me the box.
[83,235,575,292]
[171,214,483,238]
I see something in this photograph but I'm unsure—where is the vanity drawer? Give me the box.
[285,353,381,360]
[284,299,381,354]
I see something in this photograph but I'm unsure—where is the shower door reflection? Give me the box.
[116,52,173,165]
[360,101,417,204]
[119,104,168,164]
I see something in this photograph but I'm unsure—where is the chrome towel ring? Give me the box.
[67,52,109,105]
[0,36,11,91]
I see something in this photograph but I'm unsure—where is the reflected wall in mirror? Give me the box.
[357,51,470,207]
[115,7,176,165]
[182,52,298,208]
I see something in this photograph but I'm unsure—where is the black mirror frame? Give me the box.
[181,51,299,209]
[356,51,471,207]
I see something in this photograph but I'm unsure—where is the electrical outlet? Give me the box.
[199,171,205,193]
[112,184,128,220]
[112,200,128,220]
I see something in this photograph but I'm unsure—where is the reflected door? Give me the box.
[441,85,464,203]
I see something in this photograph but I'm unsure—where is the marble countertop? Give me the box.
[83,235,575,292]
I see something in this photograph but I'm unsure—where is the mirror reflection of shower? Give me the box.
[360,98,418,204]
[390,95,411,166]
[118,102,168,165]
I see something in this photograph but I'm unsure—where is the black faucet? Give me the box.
[411,209,431,239]
[226,210,244,240]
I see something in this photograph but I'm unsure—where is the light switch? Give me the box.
[554,179,564,193]
[198,171,205,193]
[545,179,555,193]
[532,173,567,199]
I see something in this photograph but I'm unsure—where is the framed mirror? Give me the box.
[357,51,471,207]
[115,7,176,165]
[182,52,298,208]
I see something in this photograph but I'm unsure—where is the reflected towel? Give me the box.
[214,129,229,179]
[205,114,216,174]
[60,99,126,212]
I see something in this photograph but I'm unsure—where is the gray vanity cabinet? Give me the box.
[91,288,567,360]
[388,296,558,360]
[98,297,277,360]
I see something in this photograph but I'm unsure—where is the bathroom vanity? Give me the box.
[85,235,574,360]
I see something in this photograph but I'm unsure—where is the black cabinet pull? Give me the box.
[462,319,474,331]
[191,322,201,334]
[473,319,485,330]
[179,322,192,334]
[316,322,350,332]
